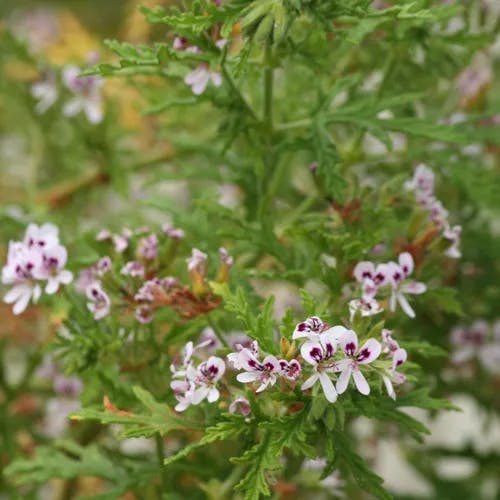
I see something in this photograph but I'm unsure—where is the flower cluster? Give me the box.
[76,224,231,322]
[227,340,301,393]
[224,316,407,405]
[2,224,73,315]
[405,164,461,258]
[450,320,500,375]
[170,339,226,412]
[352,252,426,319]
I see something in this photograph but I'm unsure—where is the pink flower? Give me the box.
[184,64,222,95]
[405,164,435,197]
[278,359,302,381]
[229,397,251,417]
[121,261,145,278]
[335,330,381,396]
[186,248,208,273]
[86,282,111,320]
[138,234,158,260]
[219,247,233,267]
[162,223,185,240]
[300,328,343,403]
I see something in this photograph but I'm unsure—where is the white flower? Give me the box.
[31,74,58,114]
[353,261,389,288]
[381,329,400,354]
[234,349,281,393]
[386,253,427,318]
[170,343,226,412]
[335,330,381,396]
[86,282,111,320]
[184,64,222,95]
[292,316,327,340]
[171,380,196,412]
[190,356,226,404]
[24,223,60,249]
[37,244,73,294]
[300,328,344,403]
[443,224,462,259]
[62,65,103,124]
[349,296,382,320]
[405,163,435,197]
[382,348,407,400]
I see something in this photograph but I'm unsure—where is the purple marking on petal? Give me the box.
[309,347,322,362]
[345,342,356,356]
[357,348,370,361]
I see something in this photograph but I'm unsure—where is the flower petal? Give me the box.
[401,281,427,295]
[397,293,416,318]
[236,371,260,383]
[352,368,370,395]
[398,252,414,277]
[383,375,396,400]
[357,339,382,364]
[339,329,358,356]
[336,365,352,394]
[301,373,319,391]
[300,341,323,365]
[318,372,337,403]
[353,261,375,283]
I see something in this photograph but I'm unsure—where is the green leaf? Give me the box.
[328,429,392,500]
[164,416,248,466]
[4,441,147,496]
[210,283,277,352]
[73,386,197,438]
[234,408,314,499]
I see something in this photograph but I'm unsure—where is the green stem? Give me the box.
[263,41,274,133]
[275,118,312,131]
[155,434,168,496]
[221,64,258,121]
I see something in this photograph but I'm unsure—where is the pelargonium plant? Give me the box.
[1,0,499,499]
